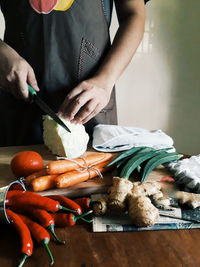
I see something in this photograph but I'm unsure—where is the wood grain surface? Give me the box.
[1,145,200,267]
[1,222,200,267]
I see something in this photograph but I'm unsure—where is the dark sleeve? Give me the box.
[145,0,150,3]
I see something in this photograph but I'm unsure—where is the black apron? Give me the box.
[0,0,117,146]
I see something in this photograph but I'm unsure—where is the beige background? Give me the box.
[0,0,200,154]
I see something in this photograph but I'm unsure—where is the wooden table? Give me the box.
[0,145,200,267]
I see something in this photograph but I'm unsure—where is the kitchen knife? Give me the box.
[28,85,71,133]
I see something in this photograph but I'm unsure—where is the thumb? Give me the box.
[27,67,39,92]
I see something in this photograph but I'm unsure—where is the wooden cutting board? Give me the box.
[0,144,171,197]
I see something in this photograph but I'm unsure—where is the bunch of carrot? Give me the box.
[25,153,114,192]
[5,189,92,266]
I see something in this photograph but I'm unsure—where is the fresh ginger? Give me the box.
[151,192,171,210]
[108,177,133,211]
[94,176,200,227]
[127,194,159,227]
[95,178,174,227]
[105,178,162,226]
[131,181,172,210]
[92,197,108,216]
[131,181,162,197]
[107,179,163,226]
[175,191,200,209]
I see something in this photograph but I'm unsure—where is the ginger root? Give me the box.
[108,177,133,211]
[132,181,162,197]
[92,197,108,216]
[127,194,159,227]
[151,192,171,210]
[175,191,200,209]
[108,179,161,227]
[95,178,174,227]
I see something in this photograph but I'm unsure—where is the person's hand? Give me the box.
[59,78,113,124]
[0,41,39,99]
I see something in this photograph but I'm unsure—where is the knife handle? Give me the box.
[28,85,37,96]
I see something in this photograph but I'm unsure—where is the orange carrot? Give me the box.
[46,153,113,175]
[55,160,112,189]
[30,174,58,192]
[25,169,48,186]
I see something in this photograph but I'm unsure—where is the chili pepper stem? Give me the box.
[18,253,29,267]
[47,225,65,245]
[80,217,93,223]
[74,210,93,223]
[59,204,78,214]
[41,238,54,265]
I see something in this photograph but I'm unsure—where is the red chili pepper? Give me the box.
[18,214,54,265]
[52,210,93,227]
[6,209,33,267]
[6,190,76,213]
[27,209,65,244]
[47,195,82,215]
[6,190,24,198]
[52,213,76,227]
[73,197,91,211]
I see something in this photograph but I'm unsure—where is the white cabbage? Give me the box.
[43,115,89,158]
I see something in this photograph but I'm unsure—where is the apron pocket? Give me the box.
[78,37,101,82]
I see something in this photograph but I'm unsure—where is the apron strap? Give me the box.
[102,0,113,26]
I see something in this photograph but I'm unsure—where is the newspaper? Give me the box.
[159,207,200,223]
[92,194,200,232]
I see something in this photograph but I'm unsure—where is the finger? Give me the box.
[59,97,71,115]
[27,68,39,91]
[80,104,102,124]
[61,84,84,108]
[16,71,29,99]
[58,89,83,115]
[62,92,92,121]
[72,99,98,123]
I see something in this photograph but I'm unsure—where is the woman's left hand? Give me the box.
[59,78,113,124]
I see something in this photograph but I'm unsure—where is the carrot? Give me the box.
[55,160,112,189]
[25,169,48,185]
[46,153,113,174]
[29,159,113,192]
[30,174,58,192]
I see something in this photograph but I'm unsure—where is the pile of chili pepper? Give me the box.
[5,190,92,267]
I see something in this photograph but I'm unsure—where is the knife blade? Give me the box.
[28,85,71,133]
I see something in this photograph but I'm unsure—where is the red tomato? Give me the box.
[10,151,44,178]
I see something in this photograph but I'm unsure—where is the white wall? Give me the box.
[0,8,4,36]
[0,1,200,154]
[111,0,200,155]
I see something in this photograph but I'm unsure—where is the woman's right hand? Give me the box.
[0,41,39,100]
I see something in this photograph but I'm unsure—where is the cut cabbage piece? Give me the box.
[43,115,89,158]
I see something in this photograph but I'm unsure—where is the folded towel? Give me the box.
[166,155,200,193]
[92,124,174,152]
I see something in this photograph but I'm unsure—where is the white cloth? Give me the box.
[167,155,200,193]
[92,124,174,152]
